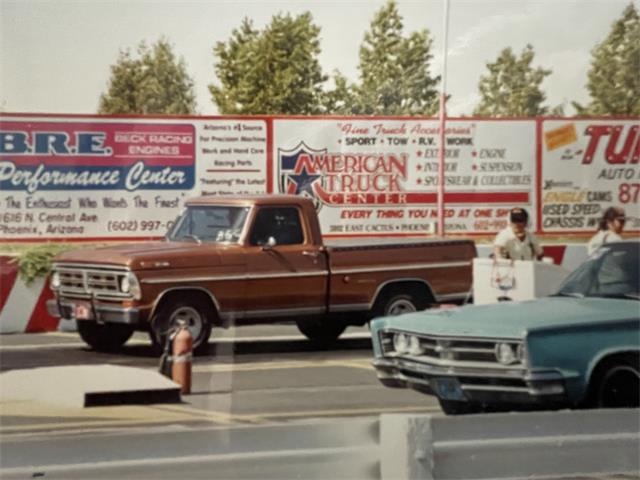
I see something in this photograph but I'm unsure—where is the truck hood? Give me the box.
[54,241,233,270]
[372,297,639,340]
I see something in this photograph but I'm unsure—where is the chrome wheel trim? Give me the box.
[386,298,417,316]
[169,306,204,344]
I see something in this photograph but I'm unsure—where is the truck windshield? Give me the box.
[555,243,640,300]
[167,206,249,244]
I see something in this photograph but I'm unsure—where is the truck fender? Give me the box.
[149,287,221,326]
[370,278,435,310]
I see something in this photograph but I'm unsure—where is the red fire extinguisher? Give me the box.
[171,321,193,394]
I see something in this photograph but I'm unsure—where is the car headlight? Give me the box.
[516,343,527,366]
[407,335,424,356]
[120,272,141,300]
[50,271,61,290]
[495,342,518,365]
[393,333,409,354]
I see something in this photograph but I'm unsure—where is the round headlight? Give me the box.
[50,271,61,289]
[495,342,517,365]
[393,333,409,353]
[407,335,424,356]
[120,275,131,293]
[516,343,527,364]
[120,272,141,300]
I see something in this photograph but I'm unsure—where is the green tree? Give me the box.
[210,13,327,115]
[574,3,640,115]
[474,45,553,117]
[353,0,440,115]
[99,38,196,115]
[321,71,358,115]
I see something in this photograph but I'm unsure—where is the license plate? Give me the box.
[73,302,92,320]
[434,377,466,401]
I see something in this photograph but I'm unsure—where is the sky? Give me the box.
[0,0,636,116]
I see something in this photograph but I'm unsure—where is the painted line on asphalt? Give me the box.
[192,358,374,374]
[255,405,442,420]
[0,445,371,476]
[154,404,264,425]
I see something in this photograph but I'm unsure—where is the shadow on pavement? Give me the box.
[121,336,372,359]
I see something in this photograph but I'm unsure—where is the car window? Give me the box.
[168,206,249,243]
[249,207,304,246]
[557,243,640,298]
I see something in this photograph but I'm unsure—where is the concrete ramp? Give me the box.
[0,365,181,408]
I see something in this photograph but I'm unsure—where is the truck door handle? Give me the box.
[302,250,320,258]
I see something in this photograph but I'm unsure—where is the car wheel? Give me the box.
[296,318,346,346]
[151,299,212,356]
[77,321,134,352]
[438,398,482,415]
[377,291,430,318]
[590,355,640,408]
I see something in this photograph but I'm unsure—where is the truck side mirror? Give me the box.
[262,236,277,250]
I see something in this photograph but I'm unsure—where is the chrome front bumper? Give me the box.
[47,299,140,325]
[373,357,568,405]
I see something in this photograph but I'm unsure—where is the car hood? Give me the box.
[53,241,238,270]
[372,297,639,340]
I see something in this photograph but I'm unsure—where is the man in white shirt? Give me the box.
[493,207,543,261]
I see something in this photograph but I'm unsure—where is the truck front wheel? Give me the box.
[77,321,134,352]
[151,299,212,355]
[296,318,346,346]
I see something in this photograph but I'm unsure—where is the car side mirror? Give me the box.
[262,236,277,250]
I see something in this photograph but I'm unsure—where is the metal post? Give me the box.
[437,0,450,237]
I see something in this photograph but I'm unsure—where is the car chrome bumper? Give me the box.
[373,357,568,405]
[47,299,140,325]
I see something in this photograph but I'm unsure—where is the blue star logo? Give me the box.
[286,165,321,196]
[278,142,326,200]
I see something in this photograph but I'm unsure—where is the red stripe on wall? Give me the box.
[0,257,19,313]
[25,281,58,333]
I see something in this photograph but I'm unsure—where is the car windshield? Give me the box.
[167,205,249,243]
[556,243,640,299]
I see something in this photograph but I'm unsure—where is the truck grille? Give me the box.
[54,264,130,299]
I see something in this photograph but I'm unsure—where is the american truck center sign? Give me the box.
[0,114,638,241]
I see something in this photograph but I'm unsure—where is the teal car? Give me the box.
[371,241,640,415]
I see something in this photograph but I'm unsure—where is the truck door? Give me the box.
[244,206,328,319]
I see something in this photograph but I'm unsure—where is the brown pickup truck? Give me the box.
[47,195,476,353]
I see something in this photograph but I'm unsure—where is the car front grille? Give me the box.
[54,264,129,299]
[379,330,523,369]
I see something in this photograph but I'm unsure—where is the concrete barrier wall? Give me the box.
[0,256,63,333]
[380,409,640,479]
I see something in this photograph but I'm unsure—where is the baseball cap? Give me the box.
[509,207,528,223]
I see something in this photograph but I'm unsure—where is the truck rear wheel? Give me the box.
[77,321,134,352]
[151,299,212,355]
[296,318,346,346]
[376,290,430,318]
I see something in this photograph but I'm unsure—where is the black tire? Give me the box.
[375,290,430,318]
[587,355,640,408]
[438,398,482,415]
[296,318,346,346]
[151,299,212,356]
[77,321,134,352]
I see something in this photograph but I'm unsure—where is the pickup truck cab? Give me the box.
[47,195,475,353]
